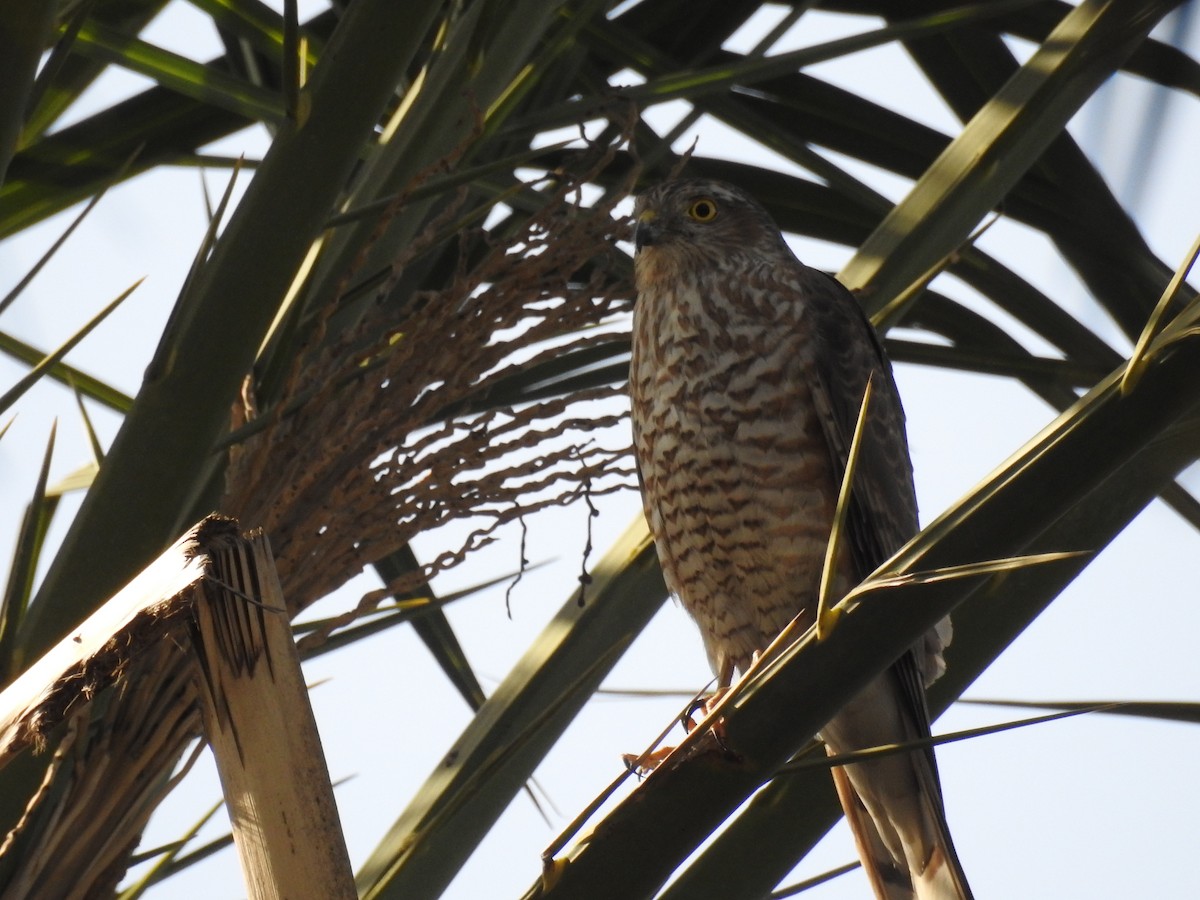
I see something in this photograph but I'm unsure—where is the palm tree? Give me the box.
[1,1,1197,897]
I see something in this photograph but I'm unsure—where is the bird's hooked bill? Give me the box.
[634,210,658,250]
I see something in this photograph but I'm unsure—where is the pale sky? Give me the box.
[2,4,1199,899]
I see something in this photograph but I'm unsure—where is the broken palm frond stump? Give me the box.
[191,522,355,900]
[0,516,354,900]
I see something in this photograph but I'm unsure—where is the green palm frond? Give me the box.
[0,2,1196,898]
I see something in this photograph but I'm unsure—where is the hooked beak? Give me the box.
[634,209,658,250]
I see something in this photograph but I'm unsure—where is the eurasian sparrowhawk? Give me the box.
[629,178,970,900]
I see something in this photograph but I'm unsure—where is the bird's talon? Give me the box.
[680,693,716,732]
[709,719,732,755]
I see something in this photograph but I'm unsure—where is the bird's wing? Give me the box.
[801,268,972,900]
[801,270,917,574]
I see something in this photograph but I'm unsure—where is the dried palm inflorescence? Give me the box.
[0,142,640,900]
[223,134,638,635]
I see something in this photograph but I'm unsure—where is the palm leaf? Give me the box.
[0,2,1196,897]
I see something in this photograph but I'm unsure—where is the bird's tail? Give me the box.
[822,657,973,900]
[914,842,972,900]
[830,761,972,900]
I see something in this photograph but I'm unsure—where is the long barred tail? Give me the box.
[830,761,972,900]
[821,652,972,900]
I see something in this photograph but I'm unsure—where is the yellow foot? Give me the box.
[623,687,735,776]
[622,746,675,776]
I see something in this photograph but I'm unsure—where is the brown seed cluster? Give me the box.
[222,131,640,643]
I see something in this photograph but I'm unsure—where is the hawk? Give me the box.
[629,178,971,900]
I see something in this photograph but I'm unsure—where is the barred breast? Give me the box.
[630,255,844,678]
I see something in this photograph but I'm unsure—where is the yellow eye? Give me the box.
[687,198,718,222]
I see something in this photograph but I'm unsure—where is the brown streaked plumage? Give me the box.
[629,179,970,900]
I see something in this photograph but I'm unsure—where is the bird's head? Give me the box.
[632,178,790,263]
